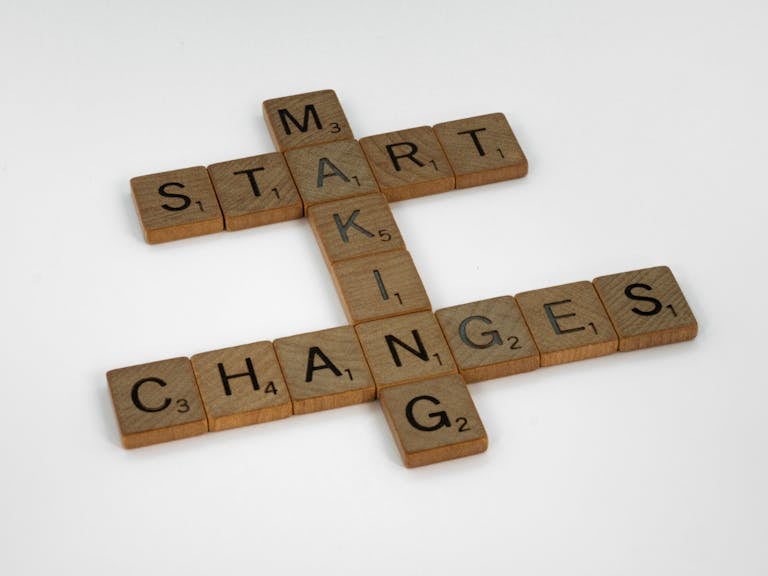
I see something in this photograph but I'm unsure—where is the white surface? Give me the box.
[1,1,766,574]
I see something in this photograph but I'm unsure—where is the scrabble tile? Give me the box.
[360,126,455,201]
[274,326,375,414]
[593,266,698,351]
[191,341,292,431]
[433,113,528,189]
[378,374,488,467]
[516,281,618,367]
[355,311,456,391]
[435,296,540,383]
[107,357,207,448]
[131,166,224,244]
[331,251,431,324]
[263,89,354,152]
[308,193,405,265]
[207,153,302,230]
[284,140,379,208]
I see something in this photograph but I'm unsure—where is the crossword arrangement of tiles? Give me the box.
[109,89,698,467]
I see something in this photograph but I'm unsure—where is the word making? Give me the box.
[109,90,698,467]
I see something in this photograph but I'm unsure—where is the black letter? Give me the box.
[543,300,585,335]
[217,358,260,396]
[385,142,424,171]
[624,283,663,316]
[158,182,191,211]
[456,127,488,156]
[458,315,503,349]
[333,209,374,243]
[131,377,172,413]
[306,347,343,382]
[405,395,451,432]
[278,104,322,135]
[385,330,429,367]
[232,167,265,197]
[317,157,350,187]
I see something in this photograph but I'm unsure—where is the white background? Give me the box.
[1,1,766,574]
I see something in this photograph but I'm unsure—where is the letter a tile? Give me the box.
[433,113,528,189]
[263,89,354,152]
[191,341,292,431]
[592,266,698,351]
[516,281,618,367]
[107,357,208,448]
[131,166,224,244]
[274,326,375,414]
[378,374,488,467]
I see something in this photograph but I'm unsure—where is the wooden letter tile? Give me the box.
[331,251,431,324]
[433,113,528,189]
[107,357,208,448]
[308,193,405,265]
[355,311,456,391]
[516,281,618,367]
[284,140,379,208]
[191,341,292,431]
[435,296,539,383]
[593,266,698,351]
[131,166,224,244]
[359,126,455,202]
[274,326,375,414]
[378,374,488,467]
[263,89,354,152]
[207,153,302,230]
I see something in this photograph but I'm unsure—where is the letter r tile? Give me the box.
[107,357,208,448]
[592,266,698,351]
[191,341,292,432]
[378,374,488,467]
[516,281,618,367]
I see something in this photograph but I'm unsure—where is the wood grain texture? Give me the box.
[273,325,375,414]
[378,374,488,467]
[433,113,528,189]
[355,311,456,392]
[284,140,378,208]
[435,296,540,383]
[131,166,223,244]
[263,89,353,152]
[359,126,455,201]
[331,250,431,324]
[593,266,698,351]
[308,193,405,265]
[516,281,618,367]
[207,153,302,230]
[191,341,292,431]
[107,357,207,448]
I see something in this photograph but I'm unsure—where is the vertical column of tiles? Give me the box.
[433,113,528,189]
[190,341,292,431]
[107,357,208,448]
[593,266,698,351]
[355,311,456,392]
[516,281,618,367]
[207,153,303,230]
[435,296,540,383]
[360,127,455,201]
[273,326,375,414]
[263,89,354,152]
[378,374,488,467]
[284,140,379,209]
[131,167,224,243]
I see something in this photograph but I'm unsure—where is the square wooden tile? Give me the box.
[433,113,528,189]
[191,341,292,431]
[331,250,431,324]
[308,193,405,265]
[378,374,488,467]
[107,357,207,448]
[593,266,698,351]
[359,126,455,201]
[435,296,540,383]
[131,166,224,244]
[284,140,379,208]
[207,153,302,230]
[274,326,375,414]
[355,311,456,391]
[516,281,618,367]
[263,89,353,152]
